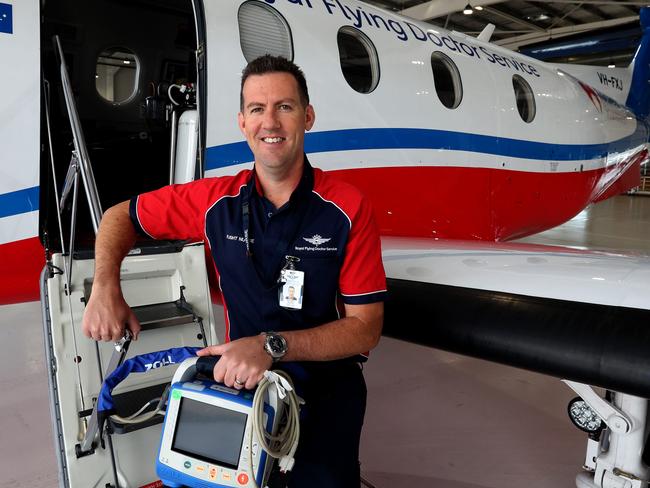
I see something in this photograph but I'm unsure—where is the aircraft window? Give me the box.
[337,26,380,94]
[95,48,139,105]
[238,1,293,62]
[512,74,536,123]
[430,52,462,109]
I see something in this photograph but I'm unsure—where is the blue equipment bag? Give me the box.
[95,347,201,435]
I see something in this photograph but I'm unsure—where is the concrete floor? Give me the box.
[0,301,60,488]
[1,194,649,488]
[516,194,650,255]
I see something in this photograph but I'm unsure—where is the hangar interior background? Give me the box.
[2,2,650,488]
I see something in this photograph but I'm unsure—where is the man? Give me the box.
[82,55,386,487]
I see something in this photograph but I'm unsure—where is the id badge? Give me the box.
[278,257,304,310]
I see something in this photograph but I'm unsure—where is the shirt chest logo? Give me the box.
[303,234,331,246]
[295,234,338,252]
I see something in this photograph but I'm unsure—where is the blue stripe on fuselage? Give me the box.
[205,127,649,170]
[0,186,39,219]
[2,128,643,219]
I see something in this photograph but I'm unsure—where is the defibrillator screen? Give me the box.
[171,397,248,469]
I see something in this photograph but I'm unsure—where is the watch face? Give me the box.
[268,335,285,354]
[266,333,286,358]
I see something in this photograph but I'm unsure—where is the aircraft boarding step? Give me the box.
[76,291,208,456]
[132,297,204,332]
[43,243,220,488]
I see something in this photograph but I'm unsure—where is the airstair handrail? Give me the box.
[54,35,103,234]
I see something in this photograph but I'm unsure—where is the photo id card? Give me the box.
[279,269,304,310]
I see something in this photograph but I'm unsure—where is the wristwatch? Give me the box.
[263,332,287,362]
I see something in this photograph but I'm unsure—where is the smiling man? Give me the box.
[82,55,387,487]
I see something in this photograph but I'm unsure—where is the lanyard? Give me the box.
[242,199,252,257]
[241,177,311,287]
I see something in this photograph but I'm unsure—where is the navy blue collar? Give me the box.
[242,154,314,259]
[247,154,314,207]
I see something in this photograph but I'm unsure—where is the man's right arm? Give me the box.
[82,200,142,342]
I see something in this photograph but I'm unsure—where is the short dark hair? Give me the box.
[240,55,310,111]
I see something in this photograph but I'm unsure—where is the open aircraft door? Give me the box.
[41,29,219,488]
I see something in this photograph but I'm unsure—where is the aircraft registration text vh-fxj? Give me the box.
[3,1,650,488]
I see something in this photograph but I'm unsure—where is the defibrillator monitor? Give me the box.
[172,397,247,469]
[157,380,276,488]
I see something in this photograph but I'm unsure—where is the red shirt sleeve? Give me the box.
[339,193,387,305]
[129,180,216,242]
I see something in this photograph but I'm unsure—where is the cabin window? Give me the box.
[337,26,380,94]
[95,48,139,104]
[430,52,462,109]
[238,1,293,62]
[512,74,536,123]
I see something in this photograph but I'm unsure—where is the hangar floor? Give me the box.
[1,194,649,488]
[515,194,650,254]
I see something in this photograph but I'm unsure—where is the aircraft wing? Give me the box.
[381,237,650,398]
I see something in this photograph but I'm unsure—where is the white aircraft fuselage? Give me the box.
[1,0,649,304]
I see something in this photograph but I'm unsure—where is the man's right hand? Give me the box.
[82,286,141,342]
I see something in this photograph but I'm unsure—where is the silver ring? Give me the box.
[234,378,245,386]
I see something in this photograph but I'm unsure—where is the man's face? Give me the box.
[238,72,315,174]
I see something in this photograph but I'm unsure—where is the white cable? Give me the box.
[110,398,160,424]
[247,370,302,488]
[126,398,160,420]
[110,386,170,425]
[110,407,165,425]
[168,84,182,106]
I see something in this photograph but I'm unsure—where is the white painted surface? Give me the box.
[0,211,38,244]
[553,64,631,106]
[0,0,40,230]
[204,0,639,158]
[382,237,650,310]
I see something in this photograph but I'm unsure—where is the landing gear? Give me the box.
[565,381,649,488]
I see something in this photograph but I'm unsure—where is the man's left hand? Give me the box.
[197,335,272,390]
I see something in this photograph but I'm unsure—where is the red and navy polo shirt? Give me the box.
[129,158,386,351]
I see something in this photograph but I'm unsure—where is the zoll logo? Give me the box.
[145,355,174,371]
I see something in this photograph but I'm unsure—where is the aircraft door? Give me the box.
[41,0,199,252]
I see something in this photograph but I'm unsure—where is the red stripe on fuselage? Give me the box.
[331,165,617,241]
[2,150,644,305]
[0,237,44,304]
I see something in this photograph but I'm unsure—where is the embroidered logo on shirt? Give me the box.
[303,234,331,246]
[296,234,337,252]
